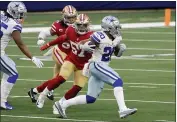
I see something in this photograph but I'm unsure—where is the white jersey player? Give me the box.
[0,2,43,110]
[53,16,137,119]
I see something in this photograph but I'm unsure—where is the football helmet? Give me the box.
[62,5,77,25]
[101,16,121,38]
[74,14,90,35]
[7,2,27,19]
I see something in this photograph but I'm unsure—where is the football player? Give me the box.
[0,2,43,110]
[35,14,94,108]
[28,5,77,101]
[53,16,137,119]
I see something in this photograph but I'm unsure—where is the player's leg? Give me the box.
[93,62,137,118]
[59,70,88,104]
[52,46,66,77]
[53,76,104,118]
[36,61,74,108]
[0,55,18,110]
[28,47,66,102]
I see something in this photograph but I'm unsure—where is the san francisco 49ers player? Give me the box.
[35,14,94,108]
[27,5,77,102]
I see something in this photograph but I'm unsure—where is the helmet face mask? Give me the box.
[101,16,122,38]
[62,5,77,25]
[63,15,77,25]
[74,14,90,35]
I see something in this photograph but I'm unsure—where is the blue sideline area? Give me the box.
[0,1,175,12]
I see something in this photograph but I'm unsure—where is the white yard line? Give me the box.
[15,66,175,73]
[10,55,175,61]
[154,120,175,122]
[21,22,175,33]
[17,79,175,86]
[124,39,175,42]
[122,31,175,34]
[128,86,157,88]
[1,115,107,122]
[8,95,175,104]
[8,45,175,51]
[127,48,175,51]
[21,36,175,42]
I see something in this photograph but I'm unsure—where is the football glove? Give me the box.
[79,41,96,52]
[37,39,45,46]
[117,43,126,57]
[31,57,44,68]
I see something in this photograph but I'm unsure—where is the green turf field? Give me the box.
[1,10,176,122]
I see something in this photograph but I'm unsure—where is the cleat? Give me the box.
[36,99,45,109]
[1,102,13,110]
[47,90,54,101]
[119,108,137,119]
[28,88,37,103]
[53,101,67,118]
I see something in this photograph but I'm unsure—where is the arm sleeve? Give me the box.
[90,32,101,44]
[12,24,22,33]
[48,34,67,46]
[38,29,51,40]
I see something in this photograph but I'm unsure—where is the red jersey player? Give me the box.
[35,14,94,108]
[28,5,77,102]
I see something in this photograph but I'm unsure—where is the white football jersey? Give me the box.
[0,11,22,56]
[90,31,115,65]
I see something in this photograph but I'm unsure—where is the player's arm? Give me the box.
[12,31,43,68]
[78,33,100,52]
[40,34,68,51]
[37,22,58,46]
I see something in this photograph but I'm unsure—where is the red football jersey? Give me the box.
[51,20,71,54]
[65,26,93,70]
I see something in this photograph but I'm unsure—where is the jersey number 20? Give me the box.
[101,47,114,62]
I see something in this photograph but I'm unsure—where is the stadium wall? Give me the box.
[0,1,175,12]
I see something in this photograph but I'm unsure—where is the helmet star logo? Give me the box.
[15,4,19,7]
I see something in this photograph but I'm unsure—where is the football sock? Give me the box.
[113,87,127,111]
[47,75,65,91]
[38,87,50,101]
[64,85,82,100]
[59,96,66,104]
[33,88,39,93]
[36,80,50,93]
[62,95,87,109]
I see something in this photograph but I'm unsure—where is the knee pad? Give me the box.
[113,78,123,87]
[86,95,96,104]
[7,74,18,84]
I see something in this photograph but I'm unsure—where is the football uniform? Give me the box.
[0,11,20,76]
[83,31,120,98]
[50,20,71,65]
[59,26,93,87]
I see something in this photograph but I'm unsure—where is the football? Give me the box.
[114,45,120,56]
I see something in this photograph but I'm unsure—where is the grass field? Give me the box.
[1,10,176,122]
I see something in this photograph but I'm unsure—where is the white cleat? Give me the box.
[36,99,45,109]
[53,101,67,118]
[119,108,137,119]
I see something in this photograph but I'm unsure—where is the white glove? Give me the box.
[113,36,122,47]
[117,43,126,57]
[79,41,96,52]
[37,39,45,46]
[31,57,44,68]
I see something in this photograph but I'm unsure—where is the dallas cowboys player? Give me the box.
[0,2,44,110]
[53,16,137,119]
